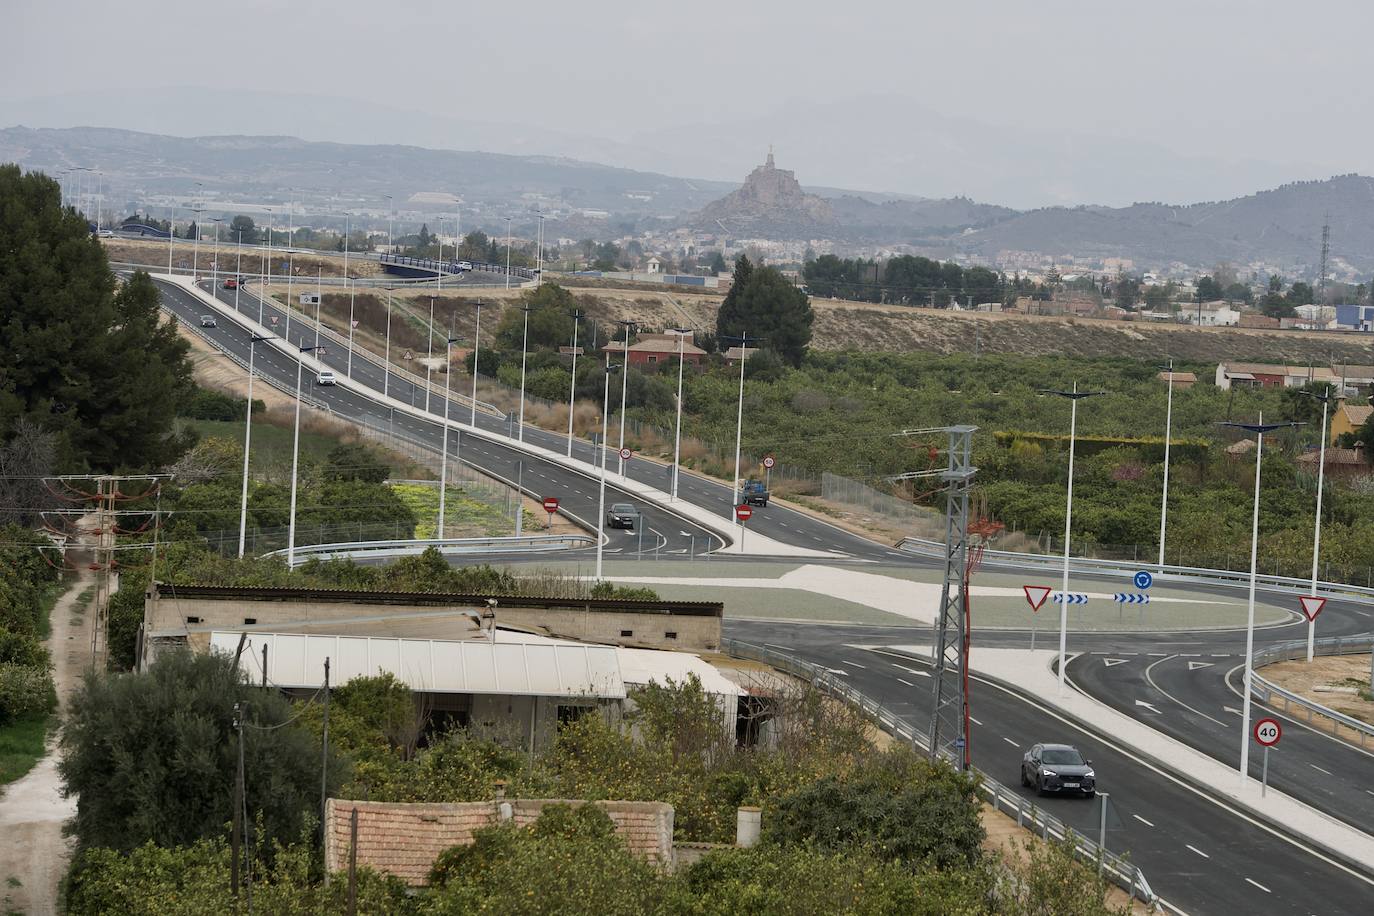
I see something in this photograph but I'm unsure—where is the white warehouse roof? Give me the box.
[209,631,626,699]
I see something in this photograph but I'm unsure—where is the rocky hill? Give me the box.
[691,152,836,237]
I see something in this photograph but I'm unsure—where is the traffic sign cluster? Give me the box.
[1112,593,1150,604]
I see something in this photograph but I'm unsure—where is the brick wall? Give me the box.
[325,797,675,885]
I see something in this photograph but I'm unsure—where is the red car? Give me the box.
[222,277,239,289]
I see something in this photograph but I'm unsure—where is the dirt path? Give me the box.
[0,567,96,915]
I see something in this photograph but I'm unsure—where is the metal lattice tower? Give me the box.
[888,425,978,768]
[1318,217,1330,303]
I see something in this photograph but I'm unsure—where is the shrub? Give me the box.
[181,386,260,421]
[0,662,56,724]
[0,627,51,669]
[588,580,661,600]
[59,649,341,854]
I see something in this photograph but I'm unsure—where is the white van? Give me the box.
[316,370,336,386]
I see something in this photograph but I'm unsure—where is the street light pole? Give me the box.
[595,363,622,579]
[383,286,394,398]
[1301,387,1336,662]
[287,344,326,567]
[285,194,295,345]
[210,217,223,287]
[1158,359,1175,569]
[517,305,534,441]
[190,207,205,283]
[670,326,693,500]
[234,230,243,314]
[1222,414,1299,789]
[615,320,635,474]
[261,208,272,326]
[167,204,174,275]
[504,216,512,290]
[470,301,482,425]
[346,275,357,379]
[566,310,584,456]
[425,294,437,413]
[437,335,463,540]
[238,333,274,558]
[722,333,762,525]
[1041,383,1107,696]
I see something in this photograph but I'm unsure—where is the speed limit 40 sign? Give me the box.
[1253,717,1281,747]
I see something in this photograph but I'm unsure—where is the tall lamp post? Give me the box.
[287,344,327,566]
[595,363,622,579]
[566,309,585,456]
[1299,386,1337,662]
[382,286,395,398]
[189,207,206,282]
[614,320,636,474]
[669,326,694,499]
[166,204,175,275]
[346,275,358,378]
[470,300,482,425]
[1221,415,1300,789]
[261,208,273,326]
[437,334,465,540]
[504,216,513,290]
[209,217,223,287]
[1040,383,1107,695]
[425,294,438,412]
[1158,359,1176,569]
[722,332,763,524]
[237,332,275,558]
[233,229,244,314]
[517,305,535,441]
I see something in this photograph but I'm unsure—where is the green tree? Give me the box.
[1287,281,1315,306]
[227,214,257,244]
[494,283,581,352]
[717,257,813,366]
[0,166,195,471]
[59,649,338,853]
[1195,275,1224,301]
[707,250,728,274]
[1143,283,1173,311]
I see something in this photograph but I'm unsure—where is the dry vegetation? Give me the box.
[101,237,384,279]
[1260,654,1374,743]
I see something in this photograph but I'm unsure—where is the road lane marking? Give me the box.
[897,678,914,687]
[845,661,867,669]
[1185,844,1209,858]
[1144,654,1228,728]
[1002,737,1019,747]
[1132,814,1155,827]
[969,716,983,726]
[1310,764,1332,776]
[1244,878,1271,893]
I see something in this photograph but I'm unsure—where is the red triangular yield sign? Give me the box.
[1024,585,1052,612]
[1298,596,1327,622]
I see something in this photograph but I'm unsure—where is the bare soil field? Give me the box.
[102,238,383,279]
[1260,654,1374,746]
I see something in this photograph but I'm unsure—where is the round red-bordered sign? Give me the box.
[542,497,560,514]
[619,447,632,461]
[1253,717,1281,747]
[735,504,753,522]
[762,455,776,469]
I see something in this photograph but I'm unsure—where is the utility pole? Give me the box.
[1318,216,1331,305]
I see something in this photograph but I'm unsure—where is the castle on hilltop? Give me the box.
[692,149,835,238]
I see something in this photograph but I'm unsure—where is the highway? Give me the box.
[728,618,1374,916]
[150,272,1374,913]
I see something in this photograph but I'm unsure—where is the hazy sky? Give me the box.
[6,0,1371,206]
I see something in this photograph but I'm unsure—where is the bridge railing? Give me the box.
[721,639,1159,908]
[1250,635,1374,750]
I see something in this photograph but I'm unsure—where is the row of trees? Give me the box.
[0,534,60,738]
[802,253,1021,306]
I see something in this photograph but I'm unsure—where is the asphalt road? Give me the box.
[727,618,1374,916]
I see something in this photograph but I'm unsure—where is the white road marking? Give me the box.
[897,678,914,687]
[969,717,983,726]
[1132,814,1155,827]
[1244,878,1271,893]
[1102,658,1130,667]
[1134,699,1161,713]
[1185,844,1210,859]
[1144,654,1228,728]
[1310,764,1332,776]
[1002,737,1019,747]
[846,661,867,670]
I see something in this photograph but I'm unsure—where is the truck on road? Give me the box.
[739,479,769,507]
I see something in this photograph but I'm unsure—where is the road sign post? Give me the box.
[735,503,752,551]
[619,447,632,467]
[763,454,775,494]
[1024,586,1051,653]
[542,496,559,529]
[1254,717,1280,797]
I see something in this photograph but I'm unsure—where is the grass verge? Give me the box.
[0,718,50,787]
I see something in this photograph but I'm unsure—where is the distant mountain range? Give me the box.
[2,125,1371,277]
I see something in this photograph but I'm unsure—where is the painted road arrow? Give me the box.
[1134,700,1161,714]
[1103,658,1131,667]
[1187,661,1215,671]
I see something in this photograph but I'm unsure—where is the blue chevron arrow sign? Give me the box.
[1112,593,1150,604]
[1052,592,1089,605]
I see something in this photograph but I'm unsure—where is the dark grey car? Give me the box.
[605,502,640,530]
[1021,743,1096,797]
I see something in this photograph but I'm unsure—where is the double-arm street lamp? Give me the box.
[615,320,637,474]
[517,305,535,441]
[595,362,623,579]
[669,326,694,500]
[237,333,275,558]
[1039,383,1107,696]
[437,334,466,539]
[565,310,585,456]
[287,344,328,566]
[1299,386,1338,662]
[1221,414,1302,790]
[722,332,764,525]
[1158,359,1176,569]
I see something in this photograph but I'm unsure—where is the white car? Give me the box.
[456,260,473,271]
[316,370,336,386]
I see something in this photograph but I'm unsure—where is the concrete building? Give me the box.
[602,334,708,369]
[1335,304,1374,332]
[1214,362,1339,391]
[1330,403,1373,444]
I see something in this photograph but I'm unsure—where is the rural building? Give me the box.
[1158,370,1197,389]
[723,346,757,365]
[1239,314,1280,329]
[1330,403,1373,444]
[646,256,662,274]
[1214,362,1338,391]
[1189,303,1240,327]
[1335,304,1374,332]
[602,333,707,368]
[1297,444,1368,476]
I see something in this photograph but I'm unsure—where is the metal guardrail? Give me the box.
[721,639,1159,908]
[263,533,595,566]
[1250,636,1374,749]
[897,535,1374,602]
[170,307,331,413]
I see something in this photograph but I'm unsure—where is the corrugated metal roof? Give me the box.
[210,632,626,699]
